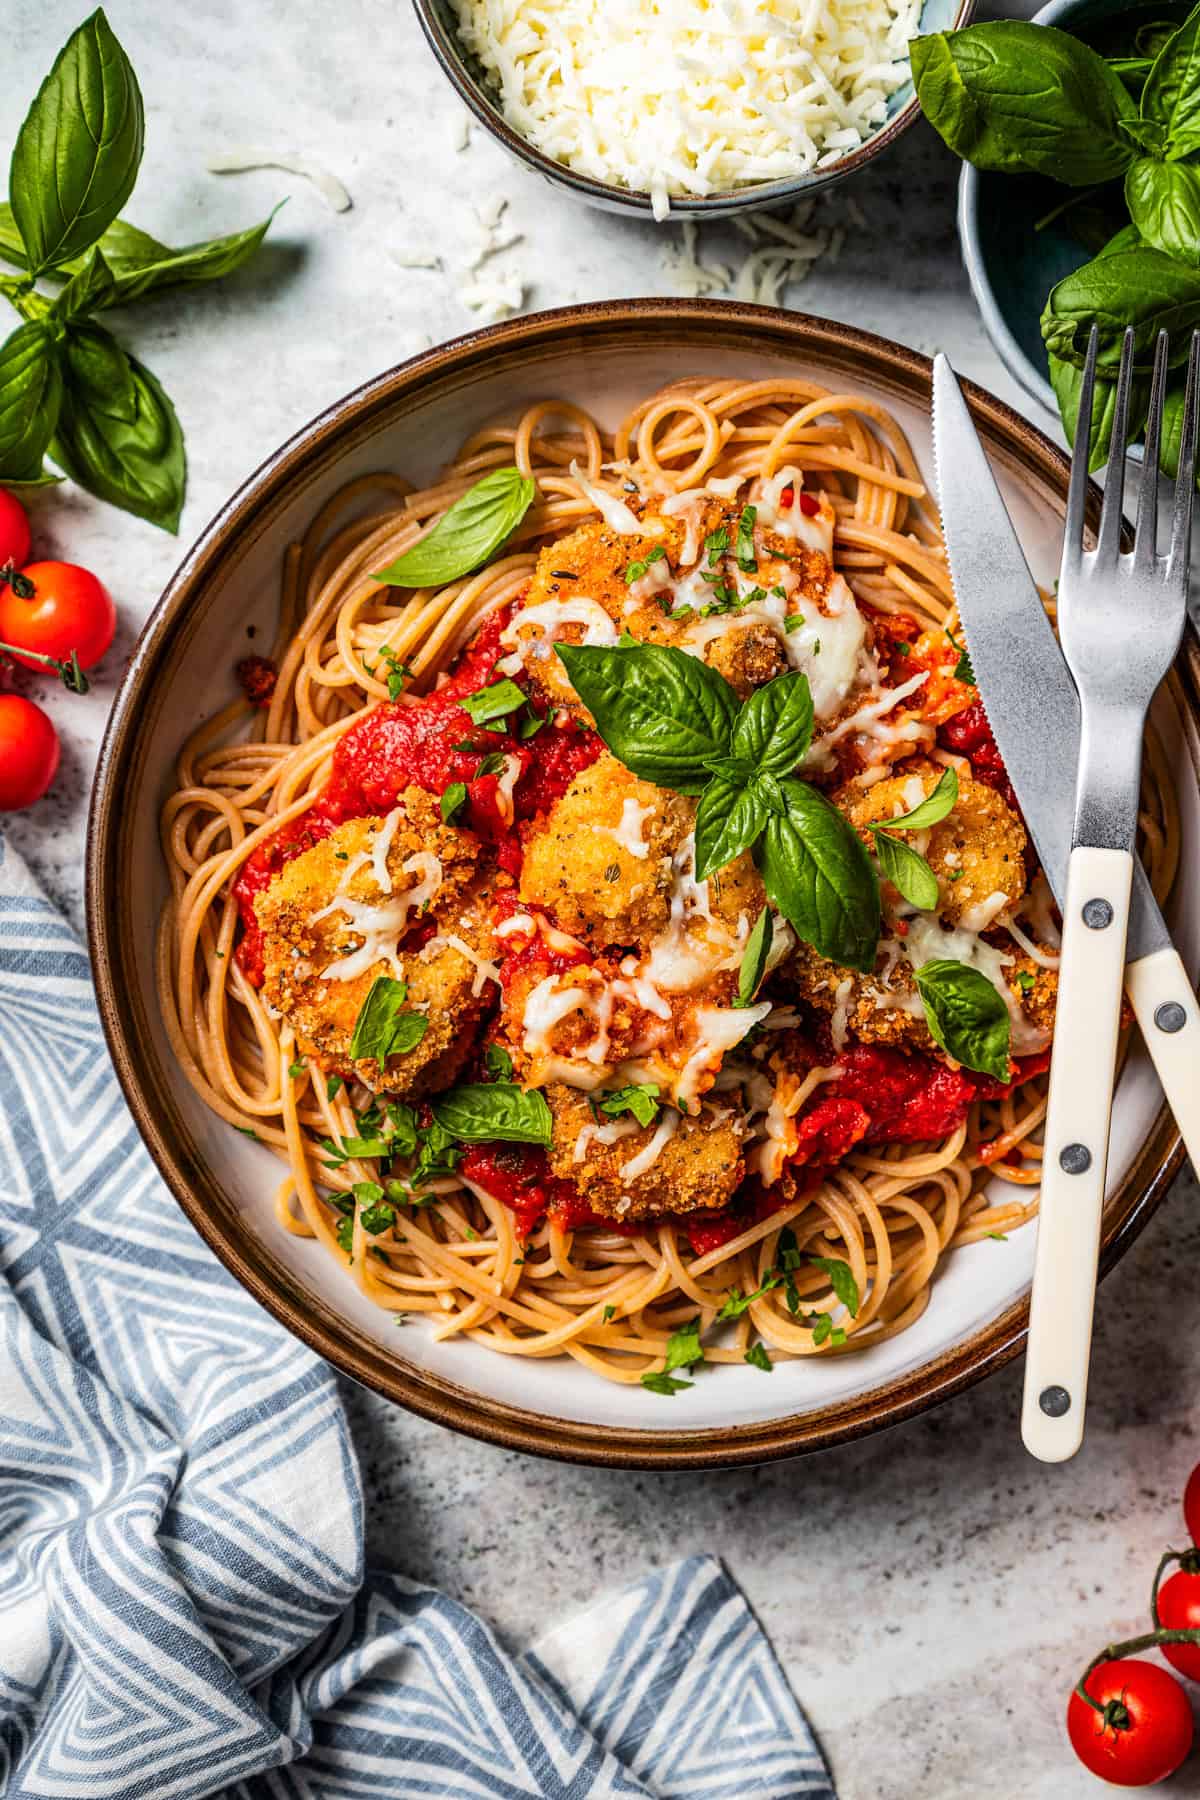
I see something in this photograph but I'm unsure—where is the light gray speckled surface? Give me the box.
[7,3,1200,1795]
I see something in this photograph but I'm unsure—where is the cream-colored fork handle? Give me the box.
[1021,844,1133,1463]
[1126,946,1200,1173]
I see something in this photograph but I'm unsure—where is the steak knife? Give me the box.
[930,359,1200,1212]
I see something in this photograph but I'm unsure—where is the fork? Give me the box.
[1021,325,1199,1463]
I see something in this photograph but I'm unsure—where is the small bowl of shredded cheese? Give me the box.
[416,0,972,220]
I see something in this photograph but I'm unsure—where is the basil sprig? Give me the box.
[0,11,277,522]
[348,977,429,1063]
[913,5,1200,482]
[433,1082,553,1146]
[869,767,958,913]
[598,1083,660,1127]
[373,468,536,589]
[557,645,879,971]
[736,907,773,1007]
[914,960,1012,1083]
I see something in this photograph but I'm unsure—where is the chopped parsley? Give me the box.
[744,1342,773,1372]
[326,1074,344,1100]
[1014,969,1035,992]
[704,526,730,566]
[715,1275,781,1320]
[234,1125,259,1140]
[518,710,547,739]
[599,1083,661,1128]
[987,1231,1009,1242]
[461,677,526,726]
[354,1182,397,1236]
[441,781,468,824]
[624,543,667,584]
[783,615,804,634]
[810,1313,846,1348]
[810,1255,861,1317]
[287,1059,306,1080]
[475,750,507,778]
[603,1303,617,1322]
[484,1043,515,1081]
[379,645,413,700]
[945,625,975,686]
[735,503,757,573]
[641,1371,694,1396]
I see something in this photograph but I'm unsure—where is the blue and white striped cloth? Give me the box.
[0,836,835,1800]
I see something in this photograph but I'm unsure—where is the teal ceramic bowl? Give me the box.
[415,0,973,220]
[959,0,1188,418]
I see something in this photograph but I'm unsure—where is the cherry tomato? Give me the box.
[0,695,60,810]
[1067,1658,1194,1787]
[1183,1462,1200,1545]
[0,561,115,673]
[1158,1568,1200,1681]
[0,489,31,571]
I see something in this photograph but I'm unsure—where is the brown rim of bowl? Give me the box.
[410,0,976,217]
[87,300,1196,1471]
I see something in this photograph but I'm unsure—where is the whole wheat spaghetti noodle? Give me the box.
[159,375,1179,1386]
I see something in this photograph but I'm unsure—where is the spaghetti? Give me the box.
[159,375,1180,1386]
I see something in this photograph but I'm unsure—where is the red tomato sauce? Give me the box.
[232,606,601,982]
[939,698,1017,810]
[460,1142,642,1240]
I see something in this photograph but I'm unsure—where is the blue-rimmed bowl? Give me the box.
[959,0,1188,418]
[414,0,973,220]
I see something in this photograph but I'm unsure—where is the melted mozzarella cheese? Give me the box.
[502,596,620,655]
[620,1108,681,1182]
[807,669,929,770]
[494,753,523,827]
[957,890,1011,933]
[369,807,405,896]
[419,932,500,996]
[570,461,649,535]
[593,796,655,860]
[522,973,613,1072]
[314,852,442,982]
[753,466,836,558]
[675,1002,772,1111]
[573,1116,640,1163]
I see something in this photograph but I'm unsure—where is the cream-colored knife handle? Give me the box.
[1021,844,1133,1463]
[1126,946,1200,1172]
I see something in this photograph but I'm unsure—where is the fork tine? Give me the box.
[1167,330,1200,583]
[1135,330,1170,572]
[1064,328,1098,569]
[1096,328,1135,563]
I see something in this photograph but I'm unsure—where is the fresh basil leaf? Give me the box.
[735,503,757,572]
[440,781,468,824]
[730,669,814,775]
[51,342,185,531]
[809,1256,860,1317]
[693,777,768,880]
[1126,157,1200,265]
[433,1082,552,1146]
[1158,378,1200,484]
[556,642,738,795]
[1110,53,1156,98]
[911,23,1136,185]
[373,467,536,588]
[914,959,1012,1081]
[874,831,940,912]
[460,677,526,725]
[483,1043,514,1082]
[10,10,145,275]
[0,203,28,269]
[754,779,880,974]
[1141,2,1200,158]
[348,976,429,1064]
[60,321,137,421]
[54,206,282,306]
[1042,243,1200,372]
[664,1317,705,1373]
[0,321,62,480]
[736,906,773,1007]
[1048,352,1150,473]
[744,1342,773,1371]
[50,245,116,319]
[599,1083,660,1127]
[884,766,959,831]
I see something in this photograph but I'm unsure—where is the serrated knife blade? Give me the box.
[930,355,1168,964]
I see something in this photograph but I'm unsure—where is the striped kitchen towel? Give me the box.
[0,833,834,1800]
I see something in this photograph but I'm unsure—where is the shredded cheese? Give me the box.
[451,0,921,218]
[593,797,655,860]
[314,853,442,982]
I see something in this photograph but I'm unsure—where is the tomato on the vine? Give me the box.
[1157,1567,1200,1681]
[0,561,115,673]
[1183,1462,1200,1547]
[0,695,60,810]
[1067,1658,1194,1787]
[0,489,31,571]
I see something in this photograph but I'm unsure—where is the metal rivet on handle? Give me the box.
[1039,1385,1071,1418]
[1082,899,1113,929]
[1155,1002,1187,1035]
[1060,1143,1091,1175]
